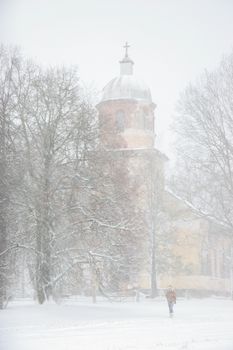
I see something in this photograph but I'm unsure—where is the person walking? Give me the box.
[165,285,176,317]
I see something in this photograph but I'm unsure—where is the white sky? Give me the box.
[1,0,233,155]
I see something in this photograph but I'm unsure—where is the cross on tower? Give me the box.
[123,42,130,57]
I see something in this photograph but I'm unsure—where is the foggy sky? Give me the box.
[1,0,233,155]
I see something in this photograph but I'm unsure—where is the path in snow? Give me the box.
[0,298,233,350]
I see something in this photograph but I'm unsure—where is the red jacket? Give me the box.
[166,289,176,303]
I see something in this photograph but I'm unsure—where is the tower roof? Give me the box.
[101,75,152,103]
[99,43,152,104]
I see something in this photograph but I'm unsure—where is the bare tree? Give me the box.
[12,60,100,303]
[172,51,233,229]
[0,46,21,308]
[71,148,145,298]
[144,153,182,297]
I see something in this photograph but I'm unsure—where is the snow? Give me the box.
[0,298,233,350]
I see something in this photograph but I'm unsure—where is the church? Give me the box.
[96,43,232,297]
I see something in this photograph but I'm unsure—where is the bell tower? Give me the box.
[96,44,167,290]
[96,43,156,150]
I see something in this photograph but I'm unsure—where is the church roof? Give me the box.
[100,43,152,104]
[101,75,152,103]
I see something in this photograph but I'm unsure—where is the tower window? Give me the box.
[116,110,125,132]
[136,110,145,129]
[145,116,154,130]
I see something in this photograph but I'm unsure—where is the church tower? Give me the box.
[96,44,167,290]
[97,43,156,150]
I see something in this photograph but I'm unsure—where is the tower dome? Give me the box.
[101,75,152,103]
[100,42,152,104]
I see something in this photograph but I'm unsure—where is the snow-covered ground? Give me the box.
[0,297,233,350]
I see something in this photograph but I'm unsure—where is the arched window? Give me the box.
[144,116,152,130]
[116,110,125,132]
[136,110,145,129]
[143,108,153,130]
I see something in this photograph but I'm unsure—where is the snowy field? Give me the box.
[0,297,233,350]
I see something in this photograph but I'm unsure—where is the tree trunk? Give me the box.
[151,227,158,298]
[0,111,8,309]
[0,212,7,309]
